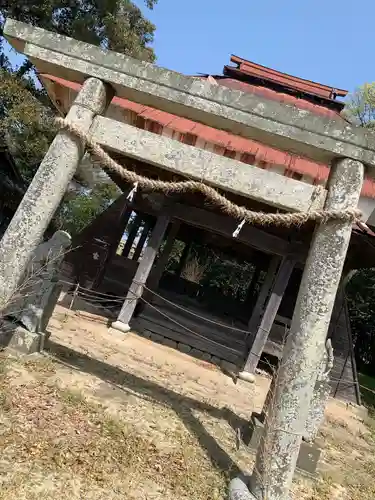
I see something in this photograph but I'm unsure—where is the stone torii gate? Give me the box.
[0,19,374,500]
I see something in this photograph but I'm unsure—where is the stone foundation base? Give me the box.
[238,371,256,383]
[110,320,131,334]
[243,413,321,476]
[0,320,43,354]
[134,324,243,373]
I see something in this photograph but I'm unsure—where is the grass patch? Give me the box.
[0,353,10,375]
[59,388,87,407]
[309,477,333,500]
[0,357,227,500]
[22,355,56,375]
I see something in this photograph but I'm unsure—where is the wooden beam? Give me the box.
[91,116,326,213]
[128,196,302,258]
[244,257,296,374]
[131,197,306,259]
[169,203,297,257]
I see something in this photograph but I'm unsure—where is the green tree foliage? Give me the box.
[346,270,375,376]
[345,88,375,378]
[55,183,120,237]
[0,0,158,235]
[0,0,158,61]
[0,68,54,182]
[344,83,375,128]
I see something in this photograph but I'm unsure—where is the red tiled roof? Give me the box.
[228,55,348,101]
[217,77,345,120]
[40,73,375,199]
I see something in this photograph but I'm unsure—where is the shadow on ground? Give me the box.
[46,339,250,478]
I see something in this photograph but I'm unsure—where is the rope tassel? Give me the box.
[55,117,363,227]
[233,219,245,238]
[127,182,138,202]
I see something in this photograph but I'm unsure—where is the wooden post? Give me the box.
[111,215,170,333]
[244,158,364,500]
[147,221,181,292]
[135,221,180,317]
[93,197,133,287]
[243,265,262,313]
[247,256,280,341]
[243,257,295,374]
[115,204,133,253]
[122,213,142,258]
[132,219,153,261]
[175,240,192,278]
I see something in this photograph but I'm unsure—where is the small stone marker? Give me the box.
[5,230,71,334]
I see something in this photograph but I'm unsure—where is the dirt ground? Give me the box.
[1,299,375,499]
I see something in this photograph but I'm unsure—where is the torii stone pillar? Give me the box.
[0,78,113,310]
[229,157,364,500]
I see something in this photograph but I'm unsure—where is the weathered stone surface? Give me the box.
[5,19,375,168]
[228,477,255,500]
[0,77,112,309]
[0,320,42,354]
[177,343,192,354]
[91,117,325,213]
[304,340,333,442]
[250,158,364,500]
[40,283,63,334]
[244,414,322,476]
[5,231,71,334]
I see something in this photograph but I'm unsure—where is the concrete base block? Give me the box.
[228,477,255,500]
[243,413,321,476]
[110,320,131,333]
[0,320,42,354]
[221,360,238,374]
[191,348,204,359]
[178,343,192,354]
[191,348,211,362]
[161,337,177,349]
[140,330,152,339]
[238,371,256,384]
[150,333,163,343]
[200,351,212,362]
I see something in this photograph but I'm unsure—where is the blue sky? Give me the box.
[6,0,374,98]
[135,0,374,97]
